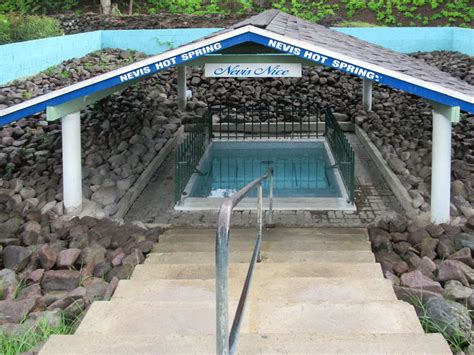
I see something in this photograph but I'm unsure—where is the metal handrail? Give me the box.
[216,167,273,355]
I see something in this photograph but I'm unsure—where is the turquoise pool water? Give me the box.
[188,141,342,198]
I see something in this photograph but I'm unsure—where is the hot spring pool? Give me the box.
[188,141,341,198]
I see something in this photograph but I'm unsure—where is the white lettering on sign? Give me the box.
[181,43,223,61]
[205,63,302,77]
[119,66,151,82]
[266,39,381,82]
[119,42,224,83]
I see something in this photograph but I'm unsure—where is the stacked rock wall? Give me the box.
[53,13,249,34]
[369,213,474,352]
[0,49,198,218]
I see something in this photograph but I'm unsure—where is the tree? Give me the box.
[129,0,134,15]
[100,0,112,15]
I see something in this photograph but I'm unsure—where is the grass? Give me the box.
[408,293,472,352]
[11,278,27,300]
[0,312,78,355]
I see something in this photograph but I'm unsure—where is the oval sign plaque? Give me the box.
[205,63,302,78]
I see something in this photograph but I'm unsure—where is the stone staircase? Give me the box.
[40,227,450,354]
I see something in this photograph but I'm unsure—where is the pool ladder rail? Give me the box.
[215,166,273,355]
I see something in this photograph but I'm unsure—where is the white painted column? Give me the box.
[62,111,82,214]
[362,79,373,111]
[177,66,187,111]
[430,106,452,224]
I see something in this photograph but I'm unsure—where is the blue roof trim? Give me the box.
[249,32,473,113]
[0,32,251,126]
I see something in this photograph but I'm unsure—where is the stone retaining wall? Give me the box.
[53,13,248,34]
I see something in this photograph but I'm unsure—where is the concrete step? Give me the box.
[131,262,384,280]
[113,277,397,302]
[74,300,423,336]
[145,250,375,264]
[154,240,371,253]
[160,228,368,243]
[40,333,451,354]
[162,227,368,236]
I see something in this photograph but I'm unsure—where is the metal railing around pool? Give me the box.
[324,108,355,203]
[174,103,355,204]
[215,166,273,355]
[207,101,322,140]
[174,113,211,203]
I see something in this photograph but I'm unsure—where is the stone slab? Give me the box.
[73,300,423,336]
[130,262,384,280]
[113,277,397,302]
[39,333,451,354]
[146,250,375,264]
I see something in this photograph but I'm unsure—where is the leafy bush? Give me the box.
[0,0,39,15]
[0,0,78,15]
[0,15,63,44]
[0,15,11,45]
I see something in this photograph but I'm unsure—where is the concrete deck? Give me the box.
[125,134,402,227]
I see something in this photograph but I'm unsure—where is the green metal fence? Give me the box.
[174,112,212,203]
[324,109,355,203]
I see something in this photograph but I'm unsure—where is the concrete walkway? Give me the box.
[125,134,402,227]
[40,227,449,354]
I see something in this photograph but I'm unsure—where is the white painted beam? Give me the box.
[362,79,372,111]
[61,111,82,214]
[430,103,454,224]
[46,82,132,121]
[177,66,187,111]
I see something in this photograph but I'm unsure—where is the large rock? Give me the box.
[0,269,18,299]
[424,297,472,341]
[91,186,118,206]
[0,217,22,239]
[2,246,32,271]
[23,309,62,330]
[443,280,473,302]
[417,256,437,277]
[56,248,81,268]
[388,157,408,175]
[419,237,438,259]
[372,234,392,253]
[80,246,106,266]
[408,228,430,246]
[425,224,444,238]
[448,260,474,284]
[437,260,469,286]
[41,270,81,292]
[400,270,443,294]
[437,237,457,259]
[0,298,37,324]
[452,179,468,199]
[454,233,474,252]
[448,247,474,268]
[38,245,57,270]
[387,214,409,233]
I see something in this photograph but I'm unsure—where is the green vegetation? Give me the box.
[409,295,472,353]
[140,0,472,26]
[0,1,472,29]
[0,312,77,355]
[0,14,63,45]
[0,0,79,15]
